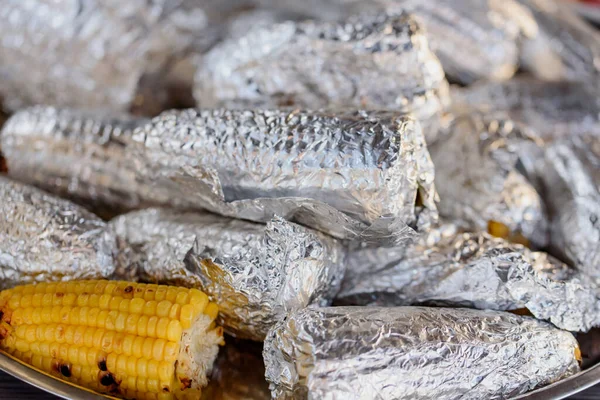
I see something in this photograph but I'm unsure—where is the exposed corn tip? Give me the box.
[0,281,223,400]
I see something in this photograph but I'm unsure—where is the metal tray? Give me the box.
[1,347,599,400]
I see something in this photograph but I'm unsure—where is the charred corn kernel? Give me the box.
[0,281,222,399]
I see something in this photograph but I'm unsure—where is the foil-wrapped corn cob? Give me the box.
[0,281,223,399]
[131,108,438,242]
[264,306,581,399]
[111,209,345,341]
[0,177,118,289]
[259,0,538,84]
[540,135,600,281]
[336,224,600,332]
[0,0,253,114]
[0,106,165,215]
[518,0,600,83]
[452,78,600,142]
[195,11,450,143]
[430,110,548,247]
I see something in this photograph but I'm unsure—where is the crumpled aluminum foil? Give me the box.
[540,136,600,281]
[0,177,118,290]
[202,337,270,400]
[264,306,581,400]
[430,110,548,248]
[0,106,175,215]
[452,78,600,142]
[0,0,254,114]
[517,0,600,83]
[257,0,538,85]
[195,11,450,143]
[336,224,600,332]
[111,208,345,341]
[131,108,438,243]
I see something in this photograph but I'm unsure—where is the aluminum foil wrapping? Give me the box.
[0,0,255,113]
[131,109,438,243]
[337,224,600,332]
[258,0,538,84]
[0,177,117,290]
[452,78,600,142]
[0,106,180,215]
[195,11,450,143]
[111,208,345,341]
[540,135,600,281]
[264,306,581,399]
[517,0,600,83]
[202,338,270,400]
[430,110,548,247]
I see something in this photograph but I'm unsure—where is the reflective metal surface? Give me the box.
[0,351,112,400]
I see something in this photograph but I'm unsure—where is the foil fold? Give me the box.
[0,177,118,289]
[0,106,171,215]
[517,0,600,83]
[0,0,253,113]
[430,110,548,247]
[264,306,580,399]
[337,224,600,332]
[131,108,438,243]
[257,0,538,84]
[540,136,600,281]
[452,78,600,142]
[195,11,450,143]
[111,208,345,341]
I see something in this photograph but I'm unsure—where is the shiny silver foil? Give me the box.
[384,0,537,84]
[111,208,345,341]
[518,0,600,83]
[452,78,600,142]
[337,224,600,332]
[0,106,175,214]
[258,0,538,84]
[264,306,581,399]
[195,11,450,143]
[0,177,117,289]
[430,110,548,247]
[0,0,254,114]
[131,109,438,243]
[540,136,600,281]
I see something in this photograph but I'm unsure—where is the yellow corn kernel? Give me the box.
[147,317,158,338]
[167,320,182,343]
[0,281,221,399]
[156,300,172,318]
[156,318,169,340]
[205,302,219,321]
[168,304,181,320]
[180,305,194,330]
[138,315,149,337]
[130,298,145,314]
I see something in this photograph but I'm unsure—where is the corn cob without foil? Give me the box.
[0,281,224,400]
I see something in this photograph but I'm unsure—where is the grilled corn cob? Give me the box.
[0,281,224,400]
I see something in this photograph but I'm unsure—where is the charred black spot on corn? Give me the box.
[124,286,133,294]
[51,360,72,377]
[99,371,118,387]
[98,359,107,371]
[180,377,192,389]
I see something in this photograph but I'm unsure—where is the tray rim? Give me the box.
[1,348,600,400]
[0,350,114,400]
